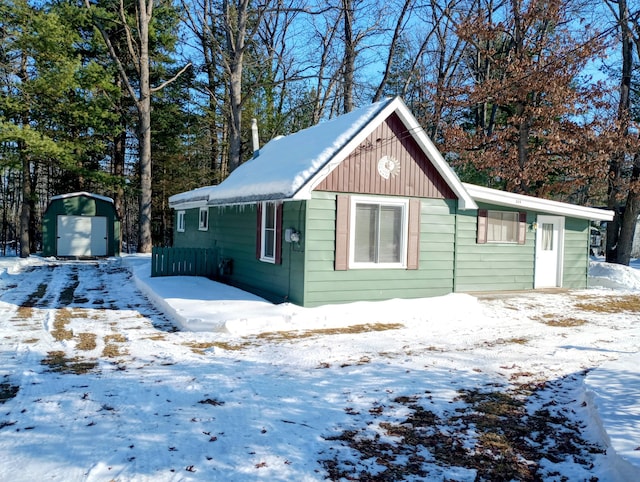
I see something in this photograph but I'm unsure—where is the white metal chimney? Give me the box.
[251,118,260,157]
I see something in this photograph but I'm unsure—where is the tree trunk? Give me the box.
[224,0,249,173]
[606,0,634,264]
[19,146,31,258]
[618,191,640,264]
[342,0,354,113]
[136,0,153,253]
[113,127,126,220]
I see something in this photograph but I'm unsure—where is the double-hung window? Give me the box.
[477,209,526,245]
[199,207,209,231]
[177,211,185,232]
[257,201,282,263]
[350,197,408,268]
[262,202,276,261]
[487,211,518,243]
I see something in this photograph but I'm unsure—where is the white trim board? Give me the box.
[463,183,614,222]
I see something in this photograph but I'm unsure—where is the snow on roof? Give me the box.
[169,97,476,209]
[169,99,393,208]
[49,191,114,204]
[463,183,614,221]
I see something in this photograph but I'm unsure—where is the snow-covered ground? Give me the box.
[0,255,638,481]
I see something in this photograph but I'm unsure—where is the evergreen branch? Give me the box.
[83,0,138,103]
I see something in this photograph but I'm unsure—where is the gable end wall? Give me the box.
[314,114,456,199]
[42,195,120,257]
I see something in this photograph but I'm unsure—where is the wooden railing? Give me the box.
[151,247,218,278]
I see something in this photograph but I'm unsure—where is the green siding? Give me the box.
[454,204,536,292]
[42,194,120,257]
[173,194,593,307]
[174,203,306,304]
[302,192,456,307]
[562,218,589,289]
[455,204,590,292]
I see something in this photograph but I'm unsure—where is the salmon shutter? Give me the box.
[335,195,350,271]
[255,202,262,259]
[477,209,488,244]
[275,203,283,264]
[518,212,527,245]
[407,198,420,270]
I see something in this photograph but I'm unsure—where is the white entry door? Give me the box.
[57,215,108,257]
[534,215,564,288]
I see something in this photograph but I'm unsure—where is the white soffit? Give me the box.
[463,183,614,221]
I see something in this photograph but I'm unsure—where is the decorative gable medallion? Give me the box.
[377,155,400,180]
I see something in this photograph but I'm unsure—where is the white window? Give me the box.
[177,211,185,232]
[487,210,519,243]
[260,201,278,262]
[199,207,209,231]
[349,197,408,268]
[540,223,554,251]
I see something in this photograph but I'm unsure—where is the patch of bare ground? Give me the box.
[41,351,97,375]
[102,334,128,358]
[320,378,604,481]
[76,333,97,351]
[484,337,528,347]
[257,323,404,343]
[536,314,588,327]
[22,283,48,308]
[14,306,34,320]
[183,340,251,354]
[574,294,640,313]
[58,272,79,306]
[181,324,405,354]
[52,309,74,341]
[0,378,19,403]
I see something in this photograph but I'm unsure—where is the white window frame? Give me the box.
[349,196,408,269]
[176,211,185,232]
[260,201,278,263]
[199,207,209,231]
[486,210,519,243]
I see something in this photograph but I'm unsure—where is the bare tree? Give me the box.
[371,0,415,103]
[84,0,190,253]
[604,0,640,265]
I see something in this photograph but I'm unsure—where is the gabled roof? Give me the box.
[169,97,477,210]
[463,183,614,221]
[49,192,114,204]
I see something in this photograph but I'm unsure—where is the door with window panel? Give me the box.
[535,215,564,288]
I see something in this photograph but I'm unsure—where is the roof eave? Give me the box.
[299,97,478,210]
[463,183,614,221]
[393,102,477,211]
[50,191,114,204]
[207,193,290,206]
[301,98,396,196]
[168,195,209,210]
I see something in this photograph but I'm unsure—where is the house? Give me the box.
[42,192,120,258]
[168,97,613,306]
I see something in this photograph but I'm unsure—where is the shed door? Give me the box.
[534,215,564,288]
[57,215,108,257]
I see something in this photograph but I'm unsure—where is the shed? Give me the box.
[42,192,120,257]
[167,97,613,306]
